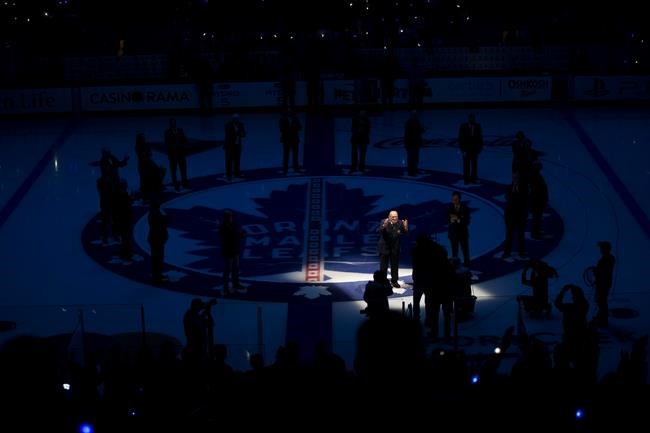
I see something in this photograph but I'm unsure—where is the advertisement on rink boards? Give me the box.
[0,88,73,114]
[80,82,307,111]
[574,76,650,100]
[322,77,552,105]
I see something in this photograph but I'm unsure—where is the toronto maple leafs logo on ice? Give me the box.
[164,180,457,279]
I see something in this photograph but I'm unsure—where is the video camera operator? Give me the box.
[183,297,217,363]
[518,259,557,316]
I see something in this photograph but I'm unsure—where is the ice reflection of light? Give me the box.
[467,283,492,297]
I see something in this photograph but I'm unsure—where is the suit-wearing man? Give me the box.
[448,191,471,266]
[224,114,246,180]
[218,210,245,294]
[512,130,535,187]
[165,118,189,191]
[503,172,528,258]
[458,114,483,184]
[377,210,409,288]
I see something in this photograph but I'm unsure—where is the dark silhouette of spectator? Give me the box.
[502,172,528,258]
[554,284,589,350]
[404,110,424,176]
[518,259,557,316]
[511,130,536,186]
[148,200,169,283]
[240,352,271,391]
[135,132,151,194]
[218,210,245,294]
[311,339,348,388]
[139,148,166,203]
[458,114,483,184]
[208,343,235,386]
[615,334,648,384]
[513,337,555,387]
[554,284,600,386]
[451,259,475,322]
[183,298,216,363]
[377,209,409,288]
[354,311,425,388]
[96,148,129,245]
[279,109,302,175]
[350,109,371,173]
[224,113,246,180]
[266,341,305,390]
[99,147,129,185]
[135,131,166,202]
[249,353,265,371]
[592,241,616,327]
[411,233,434,322]
[361,270,393,317]
[164,118,189,191]
[425,241,455,339]
[447,191,471,267]
[529,162,549,239]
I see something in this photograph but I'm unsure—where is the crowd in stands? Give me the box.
[1,310,647,430]
[1,0,648,86]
